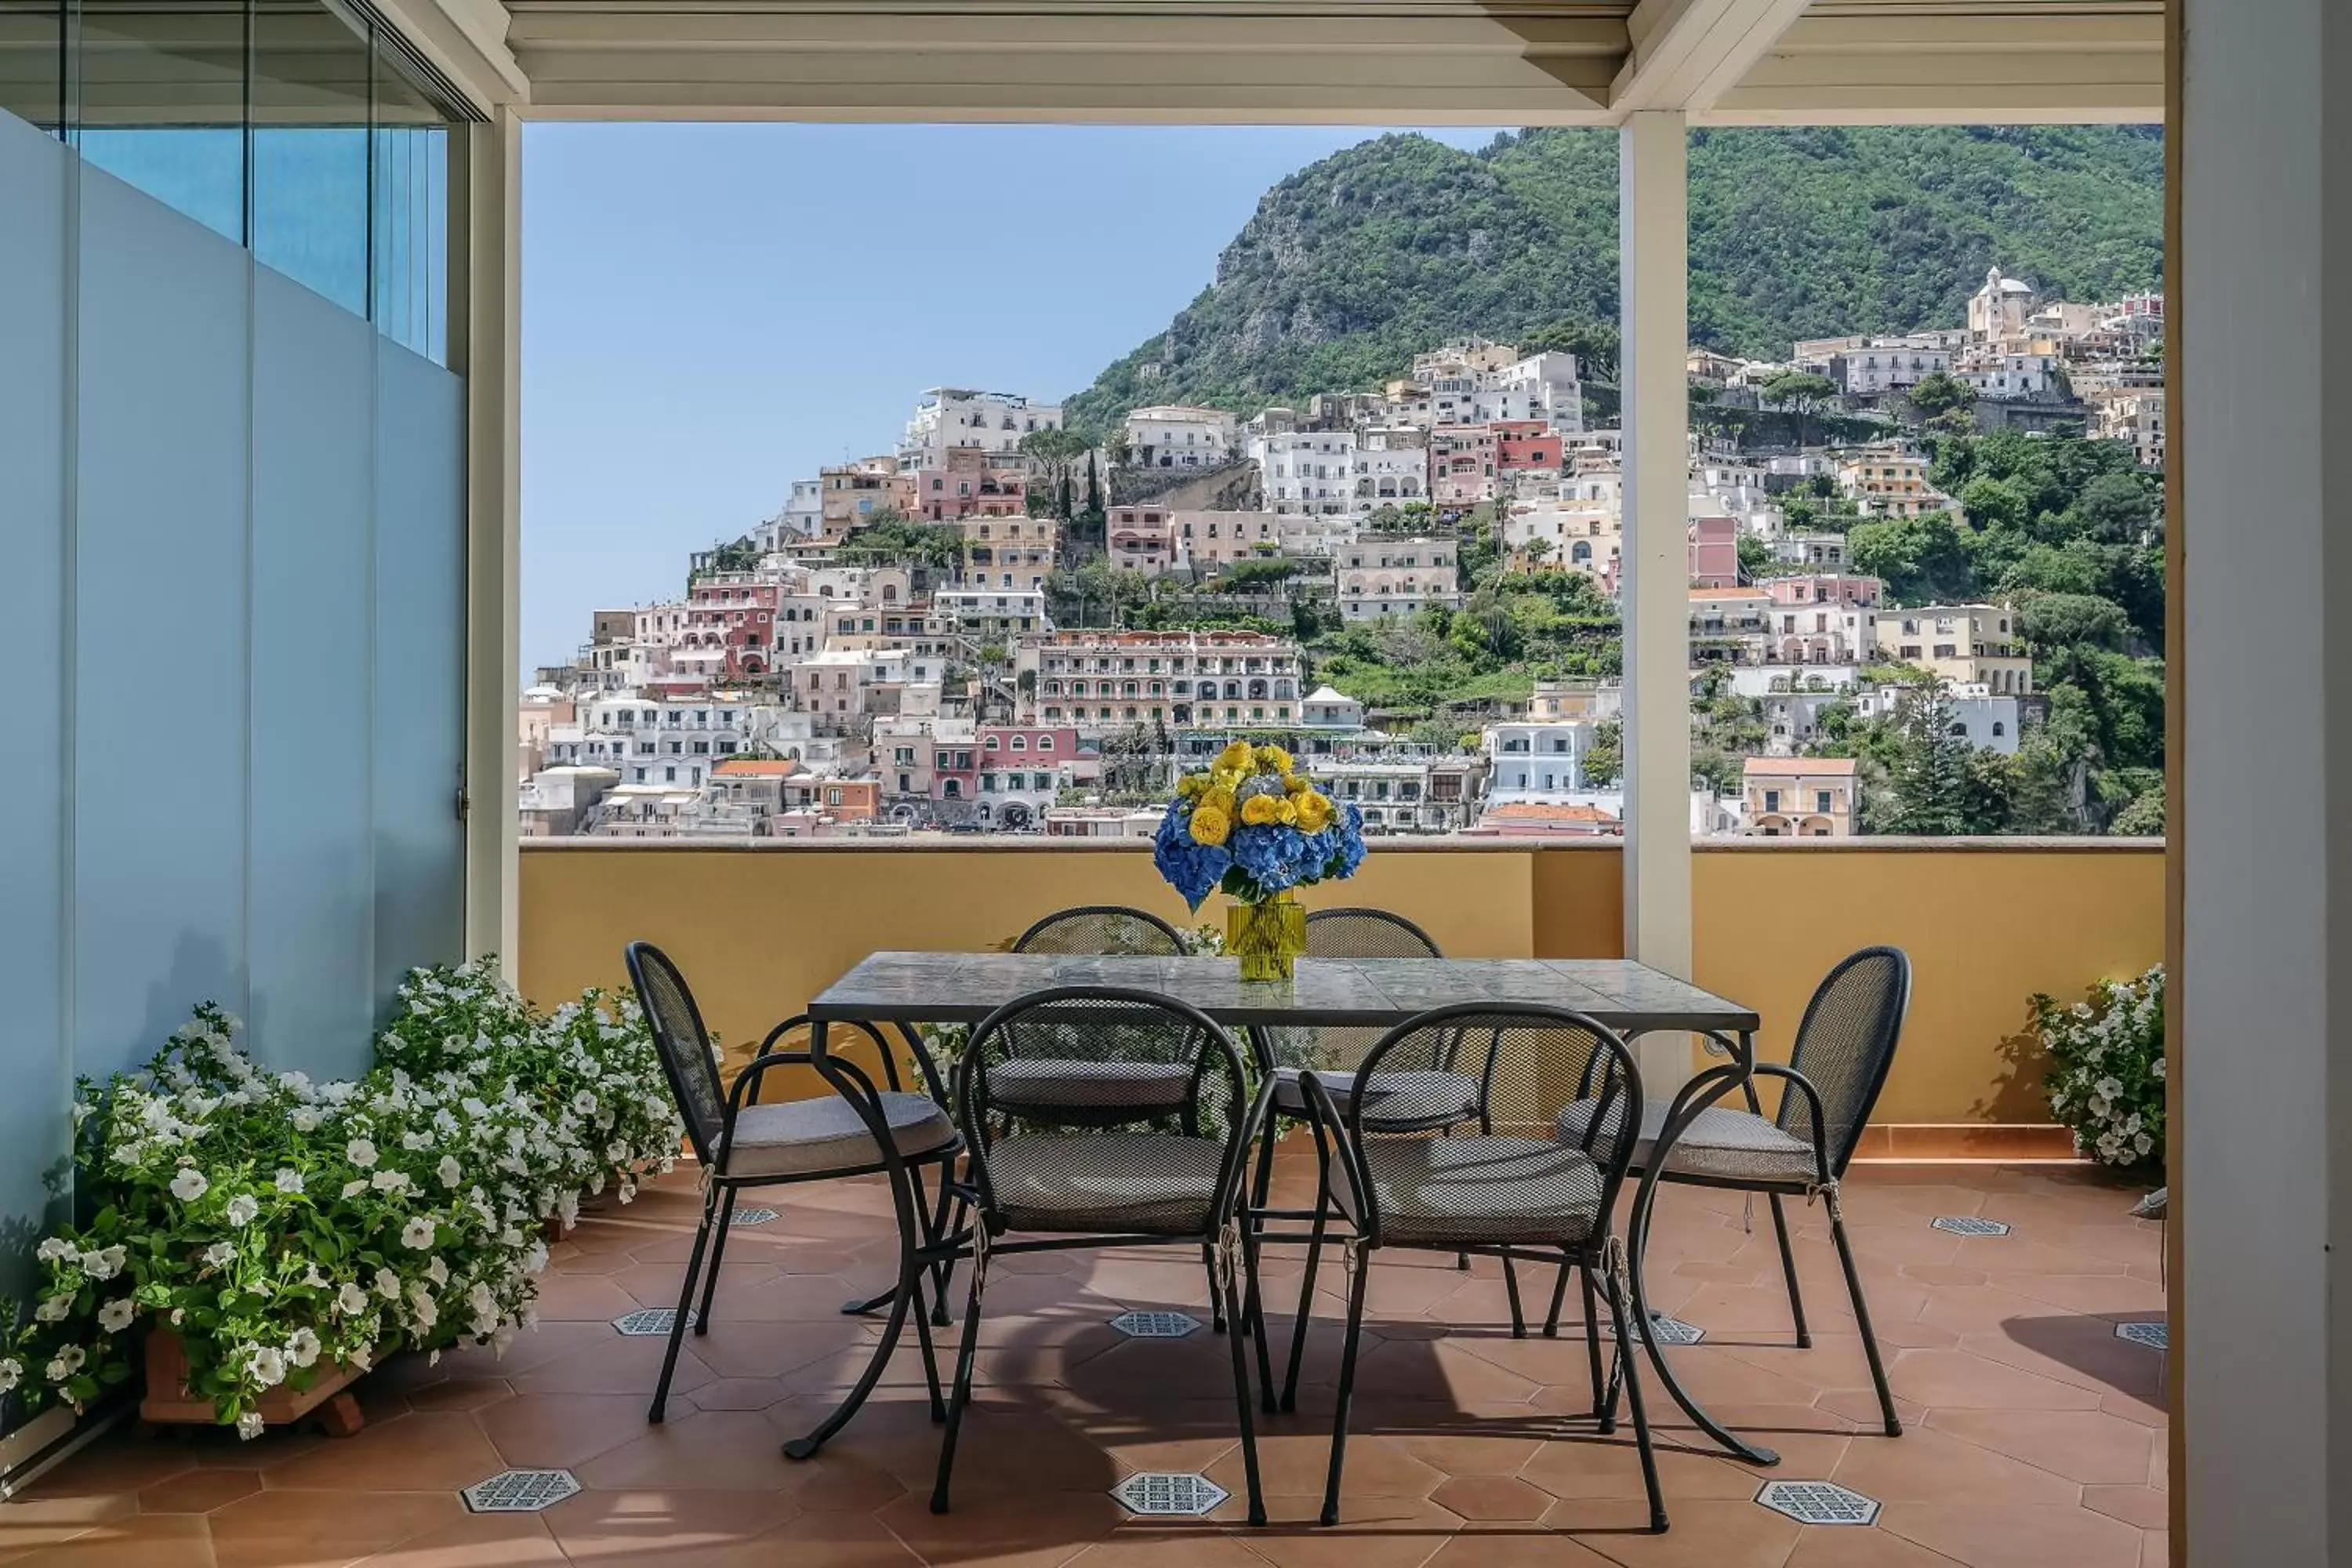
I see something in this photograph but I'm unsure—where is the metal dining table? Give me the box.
[803,950,1783,1465]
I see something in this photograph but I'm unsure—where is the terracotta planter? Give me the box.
[140,1328,368,1437]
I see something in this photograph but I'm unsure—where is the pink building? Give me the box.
[1431,426,1498,506]
[1688,515,1741,589]
[1765,573,1886,608]
[685,579,779,678]
[916,446,1026,521]
[1494,419,1564,474]
[1106,505,1178,574]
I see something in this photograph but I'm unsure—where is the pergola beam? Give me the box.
[1610,0,1813,113]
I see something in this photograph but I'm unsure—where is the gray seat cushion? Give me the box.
[720,1091,956,1179]
[1349,1137,1605,1247]
[1273,1068,1480,1125]
[987,1058,1195,1113]
[1555,1098,1819,1185]
[983,1134,1225,1236]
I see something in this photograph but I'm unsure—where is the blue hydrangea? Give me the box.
[1152,782,1369,910]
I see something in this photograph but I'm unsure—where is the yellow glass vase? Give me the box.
[1227,892,1307,982]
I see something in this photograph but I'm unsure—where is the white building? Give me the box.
[760,478,823,550]
[1314,756,1452,834]
[1960,351,2063,400]
[1253,430,1359,517]
[1474,350,1586,431]
[1124,405,1236,469]
[900,388,1063,469]
[1828,339,1955,395]
[1337,537,1462,622]
[1352,436,1429,510]
[1854,681,2025,754]
[1485,719,1593,795]
[1968,265,2037,340]
[1299,685,1366,729]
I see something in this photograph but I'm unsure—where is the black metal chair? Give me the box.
[1011,904,1188,956]
[1293,1003,1663,1531]
[931,985,1274,1523]
[1548,946,1913,1438]
[624,942,963,1458]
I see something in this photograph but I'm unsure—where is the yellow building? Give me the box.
[1743,756,1857,837]
[1836,445,1950,518]
[1870,604,2035,695]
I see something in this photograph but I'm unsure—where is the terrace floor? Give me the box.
[3,1152,2169,1568]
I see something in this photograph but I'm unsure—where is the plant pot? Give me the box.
[1227,892,1307,982]
[140,1328,369,1436]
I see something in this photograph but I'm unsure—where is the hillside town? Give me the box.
[521,264,2165,840]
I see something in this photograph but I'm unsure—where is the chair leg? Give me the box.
[1220,1261,1269,1526]
[1241,1127,1279,1332]
[785,1214,923,1461]
[1204,1242,1227,1334]
[1579,1265,1608,1425]
[1319,1249,1371,1528]
[648,1192,716,1424]
[1543,1257,1572,1339]
[692,1198,738,1334]
[1281,1197,1330,1413]
[1766,1192,1811,1348]
[1600,1258,1668,1534]
[1239,1217,1277,1413]
[928,1247,991,1513]
[1830,1207,1903,1436]
[1502,1251,1526,1339]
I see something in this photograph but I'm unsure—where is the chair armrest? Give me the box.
[1748,1062,1835,1185]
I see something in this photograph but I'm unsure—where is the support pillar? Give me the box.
[463,106,521,972]
[1618,110,1693,1088]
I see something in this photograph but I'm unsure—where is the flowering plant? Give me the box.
[2037,964,2165,1168]
[1,963,682,1436]
[1152,742,1367,909]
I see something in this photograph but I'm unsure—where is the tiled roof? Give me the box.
[1744,757,1857,776]
[1481,802,1621,824]
[713,760,800,776]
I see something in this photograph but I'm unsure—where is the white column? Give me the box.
[2180,1,2352,1558]
[1619,110,1693,1088]
[463,107,521,971]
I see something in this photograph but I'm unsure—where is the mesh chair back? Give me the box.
[623,942,730,1166]
[1257,908,1444,1092]
[1301,1004,1641,1249]
[1781,946,1911,1175]
[1304,908,1443,960]
[955,987,1254,1232]
[1012,905,1186,956]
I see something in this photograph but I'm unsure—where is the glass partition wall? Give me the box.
[0,0,464,364]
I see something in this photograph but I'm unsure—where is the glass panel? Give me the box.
[372,31,449,364]
[0,0,63,132]
[73,0,245,241]
[251,0,368,314]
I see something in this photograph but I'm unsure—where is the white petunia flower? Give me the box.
[437,1155,464,1189]
[370,1171,411,1194]
[203,1241,238,1269]
[170,1167,209,1202]
[341,1179,368,1199]
[33,1294,71,1324]
[35,1237,74,1265]
[401,1217,437,1250]
[225,1194,260,1227]
[0,1358,20,1393]
[425,1256,449,1287]
[287,1328,321,1369]
[290,1109,321,1134]
[275,1169,306,1195]
[45,1346,85,1381]
[237,1411,266,1440]
[97,1299,135,1334]
[375,1267,401,1300]
[336,1282,369,1316]
[79,1245,127,1282]
[346,1138,379,1170]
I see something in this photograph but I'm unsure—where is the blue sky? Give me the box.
[522,123,1500,670]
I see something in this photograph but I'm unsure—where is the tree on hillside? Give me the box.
[1848,511,1978,604]
[1523,318,1619,383]
[1020,429,1088,521]
[1907,371,1976,423]
[1581,720,1624,787]
[1083,450,1105,519]
[1762,372,1838,448]
[1878,684,2011,835]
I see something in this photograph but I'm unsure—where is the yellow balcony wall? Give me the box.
[518,839,2160,1145]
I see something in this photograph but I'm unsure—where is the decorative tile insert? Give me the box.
[1107,1310,1202,1340]
[1605,1312,1706,1346]
[461,1469,582,1514]
[1755,1479,1881,1526]
[729,1207,780,1226]
[1112,1472,1229,1517]
[2115,1319,2169,1350]
[612,1308,695,1337]
[1929,1215,2013,1236]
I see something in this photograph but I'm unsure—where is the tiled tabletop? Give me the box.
[810,954,1761,1034]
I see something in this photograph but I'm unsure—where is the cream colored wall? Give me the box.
[517,840,2162,1127]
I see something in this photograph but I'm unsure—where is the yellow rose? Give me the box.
[1240,793,1280,826]
[1295,790,1334,833]
[1177,775,1207,800]
[1204,787,1236,818]
[1216,741,1254,773]
[1189,803,1232,847]
[1254,745,1294,775]
[1272,796,1299,826]
[1285,772,1313,795]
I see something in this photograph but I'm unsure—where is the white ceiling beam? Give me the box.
[1610,0,1813,114]
[373,0,528,110]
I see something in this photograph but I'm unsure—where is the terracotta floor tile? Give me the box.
[347,1512,568,1567]
[258,1412,508,1494]
[474,1392,651,1469]
[874,1487,1126,1568]
[510,1334,717,1399]
[2140,1529,2167,1567]
[540,1486,802,1568]
[0,1513,215,1568]
[1875,1503,2144,1568]
[1429,1477,1555,1522]
[1420,1530,1620,1566]
[699,1512,924,1567]
[135,1469,263,1515]
[572,1408,815,1490]
[1214,1494,1463,1568]
[1782,1527,1966,1566]
[1206,1432,1443,1503]
[1923,1408,2154,1486]
[1829,1423,2080,1508]
[2082,1486,2167,1530]
[1547,1496,1800,1568]
[1882,1349,2103,1411]
[1064,1532,1271,1567]
[205,1488,467,1566]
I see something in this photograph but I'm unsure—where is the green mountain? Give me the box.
[1065,125,2163,431]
